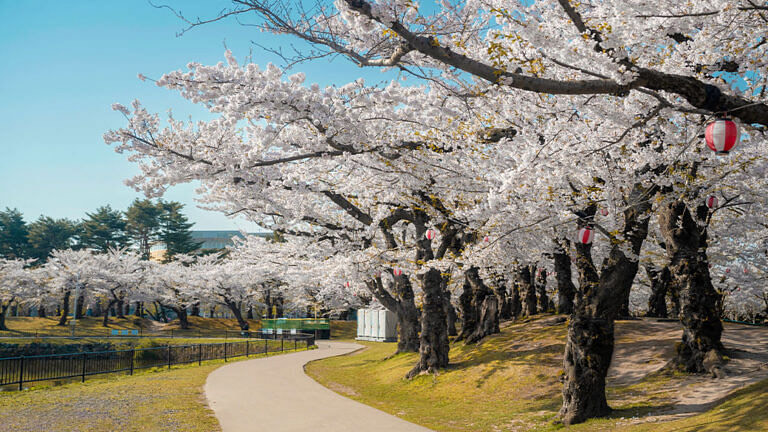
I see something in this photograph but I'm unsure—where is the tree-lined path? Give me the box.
[204,341,431,432]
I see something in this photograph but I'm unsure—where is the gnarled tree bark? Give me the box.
[658,200,724,374]
[407,267,449,378]
[645,265,671,318]
[553,239,576,315]
[560,184,653,425]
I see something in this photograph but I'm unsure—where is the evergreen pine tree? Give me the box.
[80,205,129,252]
[0,208,29,259]
[158,201,202,262]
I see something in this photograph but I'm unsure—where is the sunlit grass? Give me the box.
[307,316,768,431]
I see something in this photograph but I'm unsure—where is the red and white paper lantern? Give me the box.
[483,236,490,243]
[344,281,351,288]
[705,118,740,155]
[577,227,594,245]
[706,195,718,209]
[600,208,609,216]
[425,229,437,240]
[725,268,731,274]
[392,267,403,276]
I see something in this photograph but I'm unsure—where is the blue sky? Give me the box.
[0,1,394,231]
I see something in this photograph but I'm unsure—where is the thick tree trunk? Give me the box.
[75,295,85,319]
[509,282,522,318]
[116,299,125,319]
[658,200,724,375]
[173,306,190,329]
[560,316,614,425]
[225,300,249,330]
[156,302,169,323]
[407,268,449,378]
[645,265,671,318]
[367,274,420,353]
[536,271,550,313]
[103,300,118,327]
[57,291,71,326]
[519,266,537,316]
[37,306,46,318]
[191,302,201,317]
[560,184,653,425]
[0,301,12,331]
[134,302,143,317]
[668,284,681,317]
[554,240,576,315]
[494,277,513,320]
[458,266,499,344]
[456,278,475,341]
[247,305,254,320]
[444,296,458,336]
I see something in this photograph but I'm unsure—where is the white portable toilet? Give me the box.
[370,310,380,341]
[356,310,365,339]
[361,309,370,341]
[377,309,397,342]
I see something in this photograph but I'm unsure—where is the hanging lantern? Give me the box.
[578,227,594,244]
[344,281,351,288]
[392,267,403,276]
[705,118,740,155]
[743,267,748,274]
[726,268,731,274]
[483,236,490,243]
[706,195,718,209]
[600,208,609,216]
[425,229,437,240]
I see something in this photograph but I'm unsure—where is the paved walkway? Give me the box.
[204,341,432,432]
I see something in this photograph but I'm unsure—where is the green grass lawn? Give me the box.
[0,316,262,336]
[0,345,313,431]
[306,316,768,431]
[330,320,357,339]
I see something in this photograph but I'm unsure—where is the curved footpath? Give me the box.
[205,340,431,432]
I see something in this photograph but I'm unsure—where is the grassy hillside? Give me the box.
[0,316,260,336]
[0,345,312,431]
[306,316,767,431]
[330,320,357,340]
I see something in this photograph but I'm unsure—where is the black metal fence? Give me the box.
[0,334,315,391]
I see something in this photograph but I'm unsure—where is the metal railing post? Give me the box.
[167,345,171,370]
[81,352,86,383]
[18,356,24,391]
[224,342,228,362]
[130,349,135,375]
[264,339,268,354]
[294,339,297,351]
[246,340,249,357]
[198,344,202,366]
[281,338,284,352]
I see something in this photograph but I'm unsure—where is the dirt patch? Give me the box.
[327,381,361,397]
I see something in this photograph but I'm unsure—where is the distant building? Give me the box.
[150,230,271,261]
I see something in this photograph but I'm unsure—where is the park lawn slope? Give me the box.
[330,320,357,340]
[0,360,223,432]
[0,316,261,336]
[306,316,767,431]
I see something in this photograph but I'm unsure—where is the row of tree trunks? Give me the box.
[456,266,500,344]
[224,300,249,330]
[658,200,724,374]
